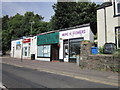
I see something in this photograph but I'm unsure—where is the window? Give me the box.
[117,3,120,13]
[116,28,120,49]
[37,45,51,57]
[16,45,21,50]
[115,0,120,15]
[69,38,84,59]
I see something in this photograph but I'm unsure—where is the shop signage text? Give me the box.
[22,38,31,43]
[62,30,86,37]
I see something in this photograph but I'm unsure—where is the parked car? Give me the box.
[103,43,116,54]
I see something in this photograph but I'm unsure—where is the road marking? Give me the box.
[3,62,118,87]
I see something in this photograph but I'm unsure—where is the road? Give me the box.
[2,63,117,89]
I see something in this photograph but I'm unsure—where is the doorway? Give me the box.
[63,38,84,63]
[23,46,30,57]
[51,44,59,61]
[63,40,69,62]
[13,47,14,57]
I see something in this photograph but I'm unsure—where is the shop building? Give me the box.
[11,39,22,58]
[59,24,94,63]
[11,36,37,59]
[36,31,59,61]
[97,0,120,49]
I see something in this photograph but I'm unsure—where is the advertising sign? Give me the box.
[22,38,31,43]
[37,32,59,45]
[16,41,21,45]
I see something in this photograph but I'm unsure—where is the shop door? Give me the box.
[13,47,14,57]
[23,47,30,57]
[51,44,59,61]
[63,40,69,62]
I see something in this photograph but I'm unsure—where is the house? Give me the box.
[97,0,120,49]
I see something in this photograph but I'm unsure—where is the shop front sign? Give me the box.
[62,29,86,37]
[37,32,59,45]
[22,38,31,43]
[16,41,21,45]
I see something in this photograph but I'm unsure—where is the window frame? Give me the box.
[37,45,51,58]
[114,0,120,16]
[115,27,120,49]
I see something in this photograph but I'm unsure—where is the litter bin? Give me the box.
[91,47,98,54]
[31,54,35,60]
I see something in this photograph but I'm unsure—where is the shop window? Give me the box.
[16,45,21,50]
[69,38,84,60]
[37,45,51,57]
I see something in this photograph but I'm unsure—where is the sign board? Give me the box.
[37,32,59,45]
[16,41,21,45]
[60,26,90,40]
[23,38,31,43]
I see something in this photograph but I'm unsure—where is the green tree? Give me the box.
[51,2,99,34]
[2,12,50,55]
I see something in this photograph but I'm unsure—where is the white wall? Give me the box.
[11,39,22,58]
[97,9,106,47]
[97,5,120,47]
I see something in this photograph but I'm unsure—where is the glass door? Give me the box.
[23,47,28,56]
[63,40,69,62]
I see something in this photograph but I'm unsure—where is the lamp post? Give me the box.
[30,21,35,36]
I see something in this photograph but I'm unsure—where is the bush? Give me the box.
[98,46,104,54]
[113,49,120,58]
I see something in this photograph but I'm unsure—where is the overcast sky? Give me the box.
[1,0,103,22]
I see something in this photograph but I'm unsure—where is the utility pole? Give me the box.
[30,21,35,36]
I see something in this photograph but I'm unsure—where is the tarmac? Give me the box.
[1,56,119,87]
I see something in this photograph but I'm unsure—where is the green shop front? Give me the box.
[37,32,59,62]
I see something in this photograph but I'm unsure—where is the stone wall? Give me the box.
[79,41,120,72]
[79,54,120,72]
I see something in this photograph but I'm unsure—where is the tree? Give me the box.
[2,12,50,55]
[51,2,99,34]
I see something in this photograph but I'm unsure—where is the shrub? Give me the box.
[98,46,104,54]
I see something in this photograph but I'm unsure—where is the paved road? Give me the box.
[2,63,118,89]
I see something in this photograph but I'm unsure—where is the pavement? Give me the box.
[1,56,119,87]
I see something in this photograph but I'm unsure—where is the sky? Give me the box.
[1,0,103,22]
[2,2,56,22]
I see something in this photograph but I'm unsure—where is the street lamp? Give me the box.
[30,21,35,36]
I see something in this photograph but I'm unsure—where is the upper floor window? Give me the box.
[115,0,120,15]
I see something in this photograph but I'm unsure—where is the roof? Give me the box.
[97,2,112,10]
[36,30,59,36]
[59,23,90,31]
[36,23,90,36]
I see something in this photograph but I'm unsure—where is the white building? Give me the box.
[11,39,22,58]
[59,24,94,63]
[11,36,37,59]
[97,0,120,49]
